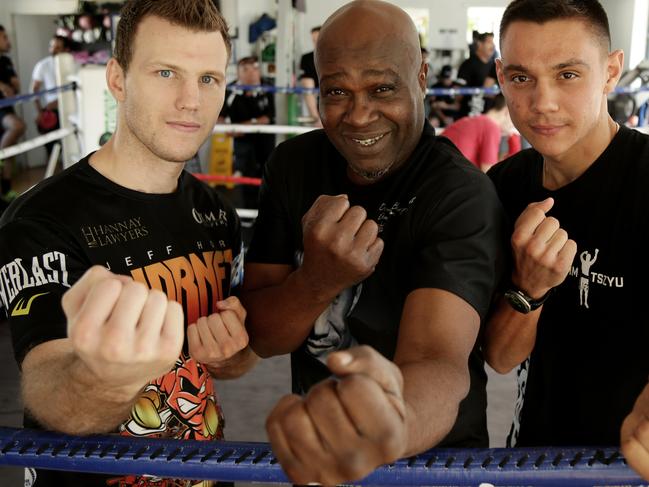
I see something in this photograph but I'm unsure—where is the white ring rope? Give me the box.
[0,126,75,161]
[213,123,316,135]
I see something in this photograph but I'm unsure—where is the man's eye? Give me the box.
[159,70,173,78]
[325,88,345,96]
[511,75,527,83]
[374,85,394,95]
[201,75,215,84]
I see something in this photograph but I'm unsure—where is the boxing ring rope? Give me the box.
[0,427,645,486]
[228,83,649,96]
[0,83,79,176]
[0,126,75,161]
[213,123,314,135]
[0,82,76,110]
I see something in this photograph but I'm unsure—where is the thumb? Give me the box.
[327,346,404,399]
[532,197,554,214]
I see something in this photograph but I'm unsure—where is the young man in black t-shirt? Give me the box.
[0,25,25,199]
[485,0,649,455]
[241,2,506,484]
[0,3,259,486]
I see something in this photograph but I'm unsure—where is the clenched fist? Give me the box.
[621,382,649,481]
[511,198,577,298]
[187,296,249,368]
[63,266,184,395]
[266,345,407,485]
[301,194,384,301]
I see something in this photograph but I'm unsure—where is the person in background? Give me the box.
[457,32,497,117]
[299,26,321,127]
[428,64,461,127]
[220,56,275,207]
[31,35,70,156]
[442,94,519,171]
[0,25,25,201]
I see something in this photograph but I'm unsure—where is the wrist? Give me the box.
[510,275,553,301]
[68,358,143,403]
[503,286,553,314]
[293,266,340,305]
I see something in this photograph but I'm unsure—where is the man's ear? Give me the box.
[418,60,428,96]
[605,49,624,94]
[106,58,126,103]
[495,58,506,88]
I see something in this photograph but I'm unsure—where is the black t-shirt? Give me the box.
[299,51,318,87]
[220,86,276,176]
[247,123,507,447]
[488,125,649,447]
[221,86,275,125]
[0,55,16,86]
[457,56,495,117]
[0,155,243,486]
[0,55,16,103]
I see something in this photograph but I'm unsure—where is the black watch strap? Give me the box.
[503,287,553,314]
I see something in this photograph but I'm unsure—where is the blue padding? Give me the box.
[0,427,646,486]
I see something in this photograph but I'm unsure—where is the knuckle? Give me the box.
[363,219,379,236]
[148,288,167,304]
[237,333,250,349]
[220,343,236,358]
[340,449,371,480]
[125,280,148,298]
[545,216,560,227]
[511,230,526,248]
[525,239,545,258]
[348,205,367,220]
[88,265,108,278]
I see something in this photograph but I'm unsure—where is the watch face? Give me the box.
[504,290,532,314]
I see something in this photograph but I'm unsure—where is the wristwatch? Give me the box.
[503,287,553,314]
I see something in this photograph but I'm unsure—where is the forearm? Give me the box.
[242,268,334,357]
[483,298,540,373]
[21,340,142,435]
[205,346,259,379]
[398,359,469,456]
[300,78,320,121]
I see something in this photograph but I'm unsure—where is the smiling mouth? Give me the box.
[351,133,386,147]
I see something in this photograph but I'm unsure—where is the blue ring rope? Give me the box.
[0,427,645,486]
[227,84,649,96]
[2,82,640,108]
[0,82,77,110]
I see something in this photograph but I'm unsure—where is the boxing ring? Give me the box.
[2,78,649,485]
[0,427,645,486]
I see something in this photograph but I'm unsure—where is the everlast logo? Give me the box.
[192,208,227,228]
[130,249,233,325]
[0,252,69,309]
[81,217,149,248]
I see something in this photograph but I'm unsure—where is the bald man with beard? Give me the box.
[243,1,507,484]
